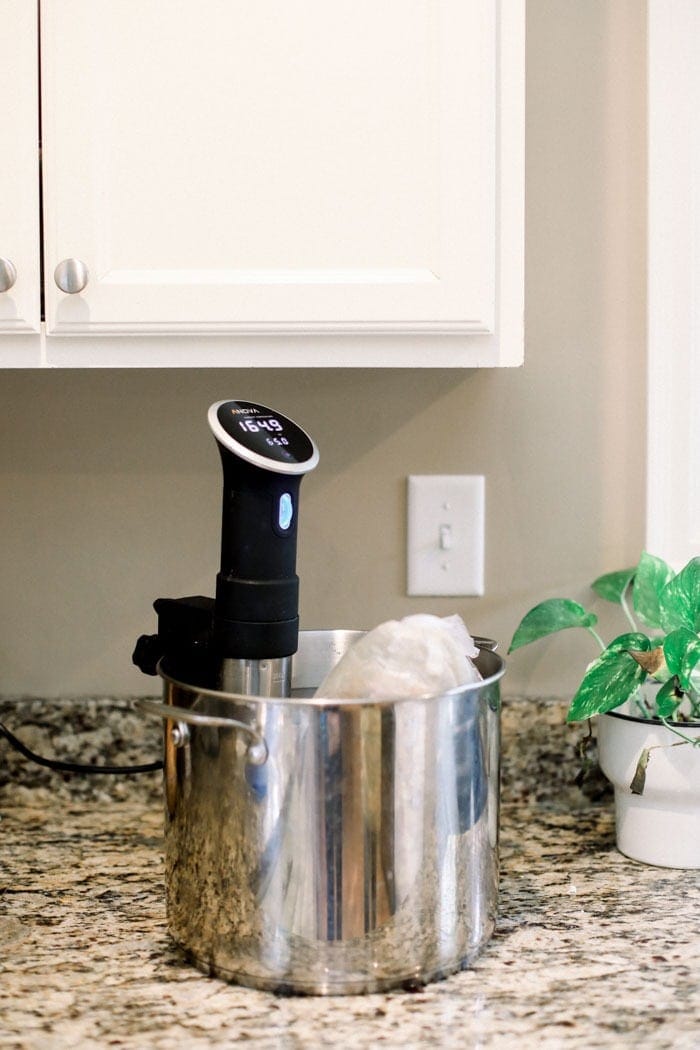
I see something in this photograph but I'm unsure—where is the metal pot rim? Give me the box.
[156,643,505,710]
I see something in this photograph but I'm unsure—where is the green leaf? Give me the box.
[591,567,635,604]
[566,633,650,722]
[663,627,700,691]
[604,632,652,655]
[660,557,700,632]
[654,677,683,718]
[508,599,598,654]
[632,552,675,628]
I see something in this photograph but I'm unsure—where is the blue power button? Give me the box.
[278,492,294,531]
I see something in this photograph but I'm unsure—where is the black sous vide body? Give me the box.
[132,399,319,697]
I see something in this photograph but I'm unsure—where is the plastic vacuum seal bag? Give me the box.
[314,614,482,699]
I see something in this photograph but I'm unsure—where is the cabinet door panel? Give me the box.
[41,1,508,339]
[0,1,41,339]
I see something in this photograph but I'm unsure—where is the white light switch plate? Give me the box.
[407,475,485,596]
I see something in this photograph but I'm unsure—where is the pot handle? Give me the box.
[136,699,268,765]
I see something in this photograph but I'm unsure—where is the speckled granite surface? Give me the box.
[0,694,598,808]
[1,696,698,1049]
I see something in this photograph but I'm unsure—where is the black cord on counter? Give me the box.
[0,722,163,775]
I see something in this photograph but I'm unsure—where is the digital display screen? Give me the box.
[217,401,315,466]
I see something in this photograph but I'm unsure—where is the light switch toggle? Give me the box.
[439,524,453,550]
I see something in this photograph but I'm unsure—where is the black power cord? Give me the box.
[0,721,163,775]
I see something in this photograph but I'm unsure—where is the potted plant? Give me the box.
[508,553,700,868]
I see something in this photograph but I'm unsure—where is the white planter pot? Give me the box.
[597,710,700,868]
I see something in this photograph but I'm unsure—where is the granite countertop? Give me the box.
[1,696,699,1049]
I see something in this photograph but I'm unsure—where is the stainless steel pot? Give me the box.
[140,629,504,995]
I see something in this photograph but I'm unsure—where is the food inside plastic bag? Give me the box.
[314,614,482,700]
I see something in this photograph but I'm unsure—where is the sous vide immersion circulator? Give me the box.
[133,399,318,698]
[132,397,505,996]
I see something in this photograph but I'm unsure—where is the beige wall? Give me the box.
[0,1,647,699]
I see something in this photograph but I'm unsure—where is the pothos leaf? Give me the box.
[663,627,700,691]
[627,644,666,678]
[602,632,652,655]
[591,567,635,605]
[630,748,651,795]
[508,599,598,654]
[654,677,683,718]
[633,552,675,628]
[566,633,650,722]
[660,557,700,632]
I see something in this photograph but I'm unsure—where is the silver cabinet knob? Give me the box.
[0,257,17,292]
[54,258,89,294]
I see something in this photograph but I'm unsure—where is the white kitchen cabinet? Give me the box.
[9,0,523,367]
[0,1,41,360]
